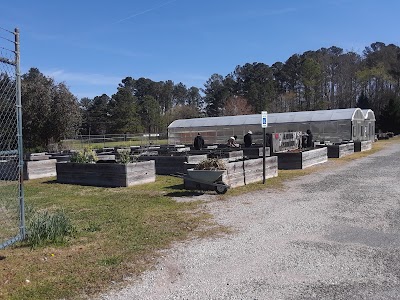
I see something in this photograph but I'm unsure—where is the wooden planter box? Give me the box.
[275,147,328,170]
[242,147,271,159]
[49,154,71,162]
[354,141,372,152]
[24,159,57,180]
[184,156,278,190]
[208,150,244,162]
[56,161,155,187]
[137,154,207,175]
[24,152,51,161]
[223,156,278,188]
[316,143,354,158]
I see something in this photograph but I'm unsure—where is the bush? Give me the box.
[70,147,98,163]
[117,149,132,164]
[26,209,75,248]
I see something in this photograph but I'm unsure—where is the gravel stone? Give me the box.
[97,142,400,300]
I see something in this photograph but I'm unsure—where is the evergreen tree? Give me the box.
[378,97,400,133]
[356,91,371,109]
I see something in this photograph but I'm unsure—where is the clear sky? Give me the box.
[2,0,400,99]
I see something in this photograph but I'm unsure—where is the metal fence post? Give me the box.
[15,28,25,240]
[0,26,25,248]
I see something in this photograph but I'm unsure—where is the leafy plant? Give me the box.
[194,158,226,170]
[70,147,98,163]
[26,209,75,248]
[117,149,133,164]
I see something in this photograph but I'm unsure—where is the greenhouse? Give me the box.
[168,108,375,145]
[361,109,376,142]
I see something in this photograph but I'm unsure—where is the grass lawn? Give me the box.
[0,137,399,299]
[0,176,220,300]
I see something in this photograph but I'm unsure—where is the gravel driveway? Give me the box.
[98,142,400,300]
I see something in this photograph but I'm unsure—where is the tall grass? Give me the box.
[26,209,75,248]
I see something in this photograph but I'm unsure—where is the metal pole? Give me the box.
[15,28,25,239]
[262,127,266,184]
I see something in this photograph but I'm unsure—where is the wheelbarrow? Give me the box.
[172,169,230,194]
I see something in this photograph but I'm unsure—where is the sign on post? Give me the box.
[261,111,268,128]
[261,111,268,183]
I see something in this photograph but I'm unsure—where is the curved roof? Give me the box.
[168,108,366,128]
[362,109,376,121]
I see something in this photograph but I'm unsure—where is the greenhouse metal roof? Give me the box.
[362,109,376,121]
[168,108,366,128]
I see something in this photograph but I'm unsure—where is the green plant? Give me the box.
[194,158,226,170]
[117,149,132,164]
[70,147,98,163]
[26,209,75,248]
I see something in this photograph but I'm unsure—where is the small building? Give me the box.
[168,108,374,145]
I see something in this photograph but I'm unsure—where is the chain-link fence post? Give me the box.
[0,27,25,249]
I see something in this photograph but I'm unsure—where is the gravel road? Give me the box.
[98,142,400,300]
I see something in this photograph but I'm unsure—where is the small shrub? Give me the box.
[26,209,75,248]
[195,158,226,170]
[70,147,98,163]
[117,149,132,164]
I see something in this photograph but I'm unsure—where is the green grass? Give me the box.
[0,137,398,299]
[0,176,216,300]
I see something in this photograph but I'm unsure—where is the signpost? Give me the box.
[261,111,268,184]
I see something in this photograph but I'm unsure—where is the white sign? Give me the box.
[261,111,268,128]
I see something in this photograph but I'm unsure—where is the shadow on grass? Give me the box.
[164,190,205,197]
[43,179,58,184]
[163,184,205,197]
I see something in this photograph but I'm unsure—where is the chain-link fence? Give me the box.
[61,133,168,150]
[0,27,25,249]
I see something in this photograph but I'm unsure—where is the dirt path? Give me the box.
[98,142,400,300]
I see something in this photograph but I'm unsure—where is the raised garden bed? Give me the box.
[184,156,278,190]
[56,161,155,187]
[207,149,244,162]
[0,158,57,180]
[354,140,372,152]
[24,152,51,161]
[137,154,207,175]
[24,159,57,180]
[274,147,328,170]
[242,147,271,159]
[49,153,71,162]
[316,142,354,158]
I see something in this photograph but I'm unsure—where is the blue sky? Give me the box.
[2,0,400,99]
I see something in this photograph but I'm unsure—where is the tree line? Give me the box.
[1,41,400,150]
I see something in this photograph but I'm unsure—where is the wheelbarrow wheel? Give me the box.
[215,181,228,194]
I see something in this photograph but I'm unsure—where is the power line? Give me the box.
[0,26,15,35]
